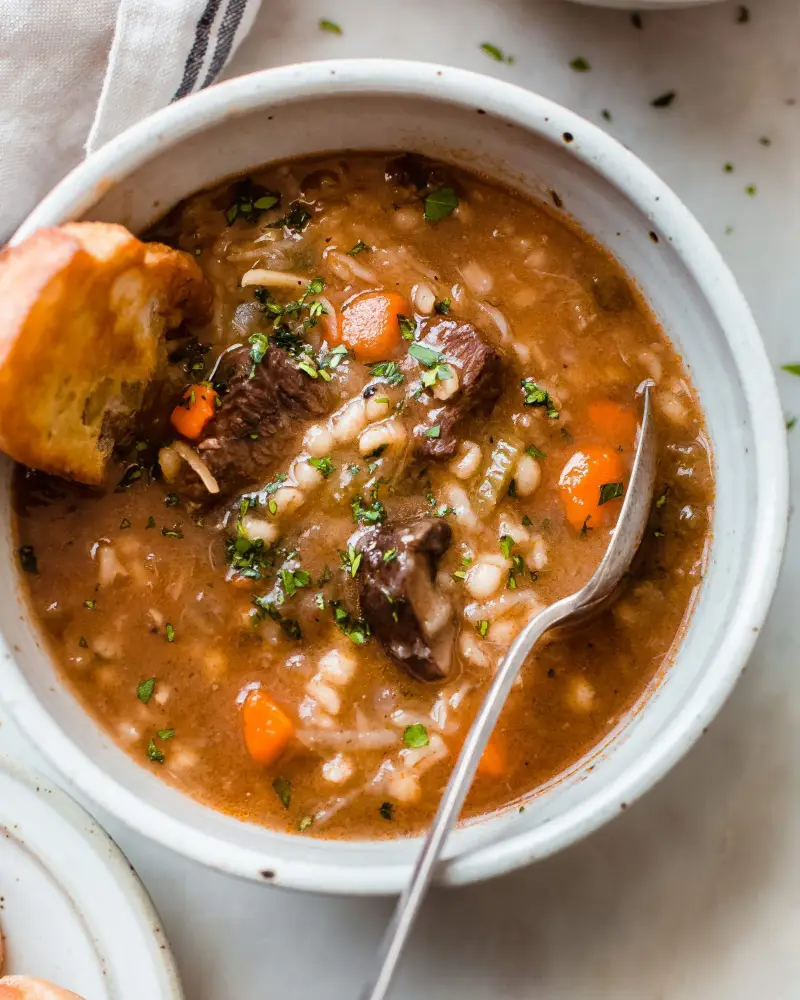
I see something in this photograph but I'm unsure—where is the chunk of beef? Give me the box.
[180,345,331,501]
[357,518,455,682]
[407,318,505,459]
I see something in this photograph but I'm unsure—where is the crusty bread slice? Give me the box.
[0,222,210,485]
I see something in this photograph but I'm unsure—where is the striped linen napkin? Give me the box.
[1,0,261,241]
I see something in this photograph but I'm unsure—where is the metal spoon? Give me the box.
[361,381,657,1000]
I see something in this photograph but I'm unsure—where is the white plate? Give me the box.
[0,755,183,999]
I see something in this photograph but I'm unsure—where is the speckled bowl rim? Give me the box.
[2,60,788,894]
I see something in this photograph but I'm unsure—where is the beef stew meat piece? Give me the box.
[408,318,505,459]
[358,518,455,682]
[182,344,331,501]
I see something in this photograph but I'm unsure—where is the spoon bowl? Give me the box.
[362,381,657,1000]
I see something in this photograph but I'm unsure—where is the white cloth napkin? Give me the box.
[0,0,261,241]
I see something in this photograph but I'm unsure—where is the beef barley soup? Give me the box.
[13,153,713,839]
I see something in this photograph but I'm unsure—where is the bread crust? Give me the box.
[0,222,209,484]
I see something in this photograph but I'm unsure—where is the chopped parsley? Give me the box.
[423,424,441,439]
[380,801,394,821]
[146,516,156,529]
[319,17,342,33]
[476,619,490,637]
[723,162,735,173]
[408,342,443,367]
[339,544,363,579]
[248,332,270,372]
[119,518,132,530]
[525,444,547,459]
[165,623,176,642]
[601,109,612,122]
[308,456,335,478]
[161,526,184,539]
[268,202,312,232]
[382,547,398,563]
[651,91,676,109]
[370,360,405,386]
[499,534,515,559]
[434,297,451,315]
[115,465,142,492]
[521,378,559,418]
[522,515,533,527]
[330,601,371,644]
[403,724,429,748]
[319,344,350,375]
[227,523,275,580]
[314,592,326,610]
[18,545,38,574]
[787,416,797,432]
[480,42,514,63]
[580,515,593,537]
[78,636,88,648]
[423,187,458,222]
[398,315,417,341]
[655,485,670,509]
[225,180,281,225]
[280,567,312,599]
[137,677,156,704]
[157,728,175,741]
[298,815,314,832]
[84,599,96,610]
[598,482,624,505]
[745,184,757,197]
[348,239,371,255]
[782,363,800,376]
[570,57,591,72]
[272,776,292,808]
[352,496,387,525]
[146,739,165,764]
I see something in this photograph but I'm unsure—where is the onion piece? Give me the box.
[240,268,307,290]
[171,440,220,495]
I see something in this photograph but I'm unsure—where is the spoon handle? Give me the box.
[360,595,575,1000]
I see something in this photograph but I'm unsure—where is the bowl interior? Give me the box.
[1,64,782,892]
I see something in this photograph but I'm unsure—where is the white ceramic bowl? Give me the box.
[0,60,787,895]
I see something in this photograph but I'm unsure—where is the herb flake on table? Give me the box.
[651,91,676,109]
[745,184,757,196]
[480,43,514,64]
[569,57,591,72]
[786,416,796,431]
[723,162,735,173]
[403,724,429,748]
[601,109,612,122]
[782,364,800,376]
[319,18,342,33]
[423,187,458,222]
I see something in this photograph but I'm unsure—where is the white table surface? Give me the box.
[3,0,800,997]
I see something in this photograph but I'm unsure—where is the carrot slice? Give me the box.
[335,291,410,362]
[477,737,507,778]
[170,384,218,440]
[587,400,638,445]
[558,445,625,532]
[241,688,294,765]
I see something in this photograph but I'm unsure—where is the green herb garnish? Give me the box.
[525,444,547,459]
[598,482,624,505]
[137,677,156,704]
[319,17,342,33]
[330,601,371,644]
[398,315,417,341]
[499,534,515,559]
[339,544,363,579]
[423,187,458,222]
[18,545,37,574]
[521,378,559,418]
[157,728,175,741]
[370,360,405,386]
[272,776,292,808]
[570,57,591,72]
[423,425,441,439]
[651,91,676,108]
[480,42,514,63]
[308,456,335,478]
[84,599,95,610]
[380,801,394,820]
[147,739,165,764]
[165,623,176,642]
[348,239,371,255]
[352,496,387,525]
[383,547,398,563]
[434,297,451,315]
[403,724,429,748]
